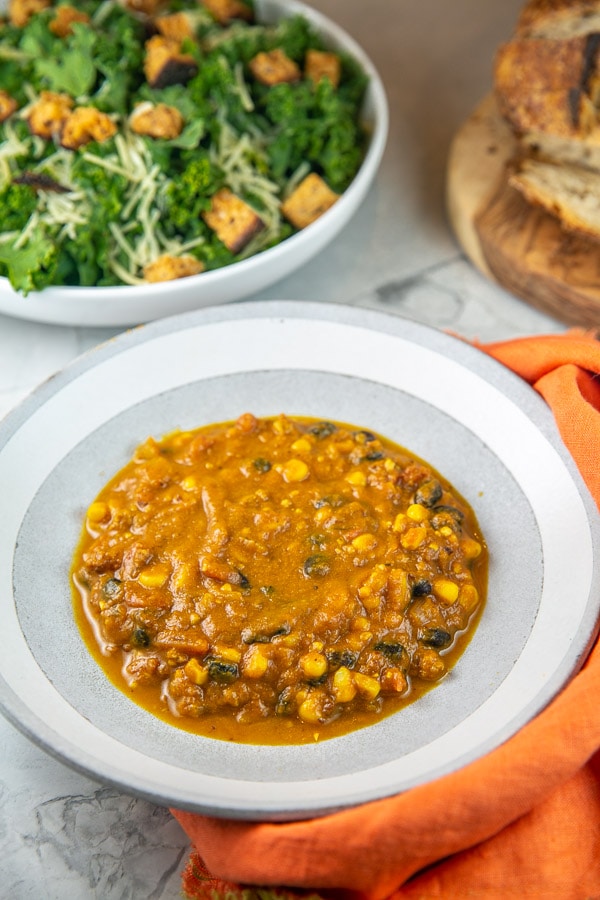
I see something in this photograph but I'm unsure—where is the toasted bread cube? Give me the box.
[305,49,341,88]
[143,255,204,283]
[249,49,301,86]
[203,188,265,253]
[155,12,195,42]
[0,90,18,123]
[144,35,198,89]
[49,5,90,37]
[27,91,73,141]
[130,102,184,140]
[201,0,253,25]
[60,107,117,150]
[281,173,339,229]
[8,0,51,27]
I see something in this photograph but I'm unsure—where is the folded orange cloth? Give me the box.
[173,330,600,899]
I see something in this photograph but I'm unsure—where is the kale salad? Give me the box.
[0,0,368,293]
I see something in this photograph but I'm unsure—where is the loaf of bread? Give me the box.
[493,0,600,241]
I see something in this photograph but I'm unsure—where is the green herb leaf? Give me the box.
[0,234,58,295]
[34,26,97,97]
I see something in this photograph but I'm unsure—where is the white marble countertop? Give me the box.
[0,1,567,897]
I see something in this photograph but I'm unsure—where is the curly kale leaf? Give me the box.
[33,24,97,96]
[0,233,58,295]
[164,154,225,235]
[270,15,325,61]
[262,79,366,192]
[0,183,38,232]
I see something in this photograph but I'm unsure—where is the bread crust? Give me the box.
[494,35,600,137]
[516,0,600,38]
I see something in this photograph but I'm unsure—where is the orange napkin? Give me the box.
[173,329,600,899]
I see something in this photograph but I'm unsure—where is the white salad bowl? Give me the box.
[0,0,388,327]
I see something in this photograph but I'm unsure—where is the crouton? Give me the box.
[305,49,341,88]
[155,12,195,42]
[60,107,118,150]
[201,0,253,26]
[202,188,265,253]
[8,0,51,28]
[144,35,198,89]
[27,92,74,141]
[130,102,184,140]
[249,49,301,86]
[143,255,205,283]
[0,90,18,123]
[281,173,340,229]
[49,5,90,37]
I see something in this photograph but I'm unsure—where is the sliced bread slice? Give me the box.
[509,156,600,240]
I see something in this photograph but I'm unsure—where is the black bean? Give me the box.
[276,686,295,716]
[208,659,239,683]
[411,579,432,597]
[354,430,377,442]
[365,451,385,461]
[132,627,151,648]
[374,641,406,662]
[242,624,290,644]
[253,457,271,473]
[309,421,337,439]
[326,650,359,670]
[303,554,331,577]
[414,480,443,508]
[421,628,452,649]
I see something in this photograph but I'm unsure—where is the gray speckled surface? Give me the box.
[0,0,576,895]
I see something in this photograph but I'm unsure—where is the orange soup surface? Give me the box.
[72,413,488,744]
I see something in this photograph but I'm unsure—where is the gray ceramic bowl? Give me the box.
[0,301,599,820]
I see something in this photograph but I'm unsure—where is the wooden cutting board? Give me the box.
[446,93,600,327]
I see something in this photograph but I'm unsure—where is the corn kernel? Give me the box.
[384,458,397,473]
[138,563,170,588]
[291,437,312,453]
[280,458,309,482]
[87,501,110,524]
[353,672,380,699]
[352,616,370,631]
[332,666,357,703]
[180,476,198,491]
[392,513,407,532]
[401,527,426,549]
[298,694,324,724]
[243,645,269,678]
[300,651,328,679]
[351,533,377,552]
[459,583,480,613]
[216,645,242,663]
[461,537,482,560]
[184,658,208,685]
[438,525,453,537]
[190,613,200,625]
[345,470,367,486]
[406,503,429,522]
[432,578,460,605]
